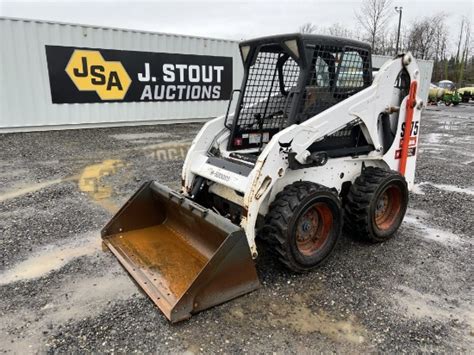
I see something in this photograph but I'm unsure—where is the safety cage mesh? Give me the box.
[302,46,372,154]
[228,48,301,149]
[227,44,371,151]
[297,46,371,123]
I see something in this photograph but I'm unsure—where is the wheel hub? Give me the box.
[295,203,333,256]
[375,193,389,219]
[301,220,311,232]
[374,185,402,231]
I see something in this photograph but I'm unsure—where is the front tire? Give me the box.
[263,181,343,272]
[345,167,408,242]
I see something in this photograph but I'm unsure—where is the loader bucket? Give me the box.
[101,181,260,322]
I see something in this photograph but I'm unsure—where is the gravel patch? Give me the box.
[0,106,472,353]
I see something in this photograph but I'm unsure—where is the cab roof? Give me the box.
[239,33,371,52]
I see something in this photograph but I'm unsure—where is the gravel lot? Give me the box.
[0,103,472,353]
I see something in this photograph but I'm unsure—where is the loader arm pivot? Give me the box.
[287,53,420,164]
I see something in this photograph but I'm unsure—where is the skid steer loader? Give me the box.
[102,33,423,322]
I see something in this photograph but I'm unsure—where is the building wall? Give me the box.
[0,18,433,133]
[0,17,243,132]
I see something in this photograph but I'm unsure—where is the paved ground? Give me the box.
[0,103,473,353]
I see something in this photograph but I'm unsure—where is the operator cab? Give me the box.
[226,33,372,151]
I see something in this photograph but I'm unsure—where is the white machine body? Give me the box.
[182,53,422,257]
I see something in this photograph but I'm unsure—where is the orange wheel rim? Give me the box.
[374,185,402,231]
[296,203,333,256]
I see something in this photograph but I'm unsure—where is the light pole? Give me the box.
[395,6,403,54]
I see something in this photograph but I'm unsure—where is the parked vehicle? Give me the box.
[436,80,461,106]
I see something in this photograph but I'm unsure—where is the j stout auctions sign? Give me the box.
[45,45,233,104]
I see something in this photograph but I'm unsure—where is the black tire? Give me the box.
[263,181,343,272]
[345,167,408,242]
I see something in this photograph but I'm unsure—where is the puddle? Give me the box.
[0,168,29,180]
[411,184,426,195]
[272,304,367,344]
[418,143,474,157]
[0,232,101,285]
[0,177,75,203]
[418,146,444,152]
[412,182,474,196]
[141,140,192,162]
[0,229,139,352]
[404,211,463,246]
[439,121,471,131]
[231,293,368,345]
[405,208,429,219]
[422,133,451,145]
[110,132,170,142]
[0,270,138,353]
[427,183,474,196]
[41,272,137,323]
[394,285,473,326]
[78,159,123,213]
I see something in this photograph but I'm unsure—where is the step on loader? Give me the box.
[102,33,423,322]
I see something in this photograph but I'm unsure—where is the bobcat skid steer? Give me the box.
[102,33,423,322]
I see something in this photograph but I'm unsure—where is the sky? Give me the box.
[0,0,472,43]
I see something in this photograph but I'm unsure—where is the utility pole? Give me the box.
[395,6,403,54]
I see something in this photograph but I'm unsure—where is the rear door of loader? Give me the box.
[101,181,260,322]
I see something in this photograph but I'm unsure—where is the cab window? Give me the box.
[337,51,364,88]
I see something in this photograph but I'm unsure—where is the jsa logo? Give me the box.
[65,50,131,100]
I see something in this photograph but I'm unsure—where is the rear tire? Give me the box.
[345,167,408,242]
[263,181,342,272]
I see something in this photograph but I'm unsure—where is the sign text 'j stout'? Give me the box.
[45,45,233,104]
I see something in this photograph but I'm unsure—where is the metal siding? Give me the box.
[0,18,434,133]
[0,17,243,132]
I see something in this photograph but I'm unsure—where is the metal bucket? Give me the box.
[101,181,260,322]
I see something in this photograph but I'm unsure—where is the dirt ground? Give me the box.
[0,103,473,353]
